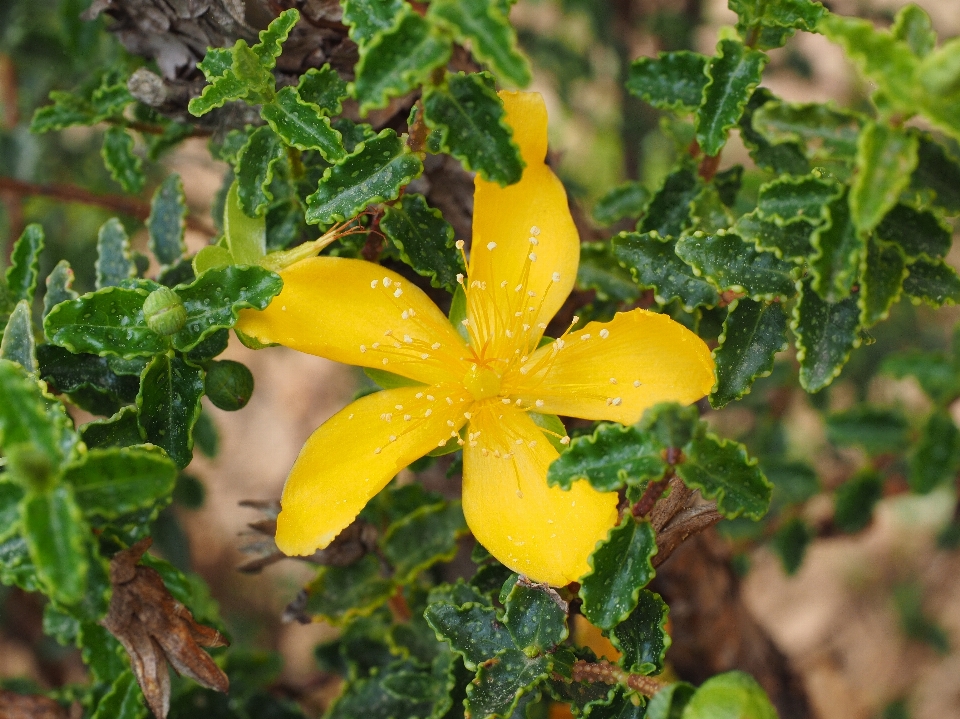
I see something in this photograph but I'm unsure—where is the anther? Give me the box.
[416,392,423,399]
[425,409,432,417]
[456,273,464,284]
[432,343,441,349]
[427,395,435,401]
[404,415,412,421]
[612,397,622,406]
[447,420,455,427]
[487,242,497,250]
[383,277,392,287]
[528,252,537,261]
[360,344,366,353]
[530,226,540,236]
[403,335,412,343]
[529,237,538,245]
[581,334,591,341]
[599,329,609,338]
[394,287,403,297]
[464,412,472,419]
[395,405,403,410]
[389,435,397,442]
[502,398,511,404]
[561,436,570,445]
[375,447,382,454]
[552,272,561,282]
[634,380,641,387]
[516,439,523,445]
[438,440,447,447]
[421,353,429,359]
[535,399,544,407]
[372,342,380,349]
[501,281,508,288]
[610,378,617,384]
[370,280,378,288]
[382,358,388,365]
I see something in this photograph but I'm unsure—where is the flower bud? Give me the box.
[205,360,254,411]
[143,287,186,336]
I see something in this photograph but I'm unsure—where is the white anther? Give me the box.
[416,393,424,399]
[461,319,470,327]
[371,280,378,288]
[360,345,367,353]
[581,334,591,341]
[561,436,570,445]
[481,448,489,456]
[395,404,403,410]
[421,353,429,359]
[529,441,537,448]
[456,240,464,249]
[529,237,538,245]
[375,447,382,454]
[599,329,609,339]
[572,315,580,324]
[505,329,513,338]
[535,399,544,407]
[438,439,447,447]
[633,380,641,388]
[537,323,546,329]
[501,280,508,288]
[432,342,441,350]
[555,339,565,350]
[528,291,536,297]
[408,308,416,317]
[382,358,388,365]
[487,242,497,250]
[389,435,397,442]
[446,397,453,405]
[384,413,392,421]
[456,273,464,284]
[610,378,617,384]
[528,252,537,262]
[515,398,522,406]
[427,395,435,401]
[403,334,412,343]
[394,288,403,297]
[502,398,511,404]
[552,272,561,282]
[464,412,472,419]
[530,226,541,236]
[425,409,432,417]
[372,342,380,349]
[383,277,392,287]
[447,420,455,427]
[404,414,412,421]
[612,397,622,406]
[516,439,523,445]
[515,284,523,292]
[401,310,409,319]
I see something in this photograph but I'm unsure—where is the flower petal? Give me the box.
[237,256,470,385]
[465,92,579,357]
[505,308,714,424]
[276,384,472,555]
[462,406,619,586]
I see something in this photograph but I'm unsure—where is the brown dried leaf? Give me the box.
[102,539,229,719]
[0,691,69,719]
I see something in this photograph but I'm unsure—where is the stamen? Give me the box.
[370,280,378,288]
[535,399,544,407]
[389,435,397,442]
[528,252,537,262]
[560,436,570,445]
[487,242,497,250]
[360,345,366,353]
[599,329,610,339]
[610,378,617,384]
[552,272,561,282]
[634,380,641,387]
[530,226,540,236]
[375,447,382,454]
[383,277,392,287]
[382,358,388,365]
[416,393,424,399]
[425,409,432,417]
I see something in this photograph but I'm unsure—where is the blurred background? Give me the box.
[2,1,960,718]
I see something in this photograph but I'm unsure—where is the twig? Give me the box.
[0,176,211,234]
[570,659,667,698]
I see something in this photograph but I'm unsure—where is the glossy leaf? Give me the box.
[469,650,549,719]
[638,167,700,238]
[646,682,695,719]
[730,0,825,50]
[342,0,405,47]
[676,434,771,520]
[810,192,862,302]
[354,9,452,113]
[380,194,464,292]
[792,279,860,392]
[610,589,669,675]
[89,670,145,719]
[883,350,957,403]
[236,126,286,218]
[592,182,650,226]
[381,501,468,583]
[910,411,960,494]
[626,52,709,112]
[22,485,89,604]
[187,68,247,116]
[859,236,905,327]
[825,406,910,456]
[422,71,524,187]
[171,265,282,352]
[756,174,838,225]
[695,39,767,156]
[833,470,883,533]
[892,4,936,58]
[305,554,395,625]
[739,88,809,175]
[6,224,44,304]
[136,353,205,468]
[262,87,346,161]
[751,101,862,161]
[428,0,531,88]
[675,232,797,300]
[711,299,787,408]
[224,181,267,264]
[680,671,777,719]
[612,232,719,311]
[503,579,569,653]
[43,260,78,319]
[101,126,145,194]
[1,301,36,373]
[850,122,918,235]
[253,9,299,67]
[37,344,140,409]
[579,517,657,631]
[0,359,74,467]
[147,174,187,267]
[548,423,666,492]
[734,210,814,262]
[297,65,349,115]
[305,129,422,225]
[79,406,144,450]
[63,445,176,518]
[577,242,641,304]
[911,134,960,214]
[95,218,135,289]
[876,204,951,259]
[902,258,960,307]
[44,287,168,359]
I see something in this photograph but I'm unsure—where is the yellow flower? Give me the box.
[236,92,714,586]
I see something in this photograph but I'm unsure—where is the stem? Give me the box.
[0,176,211,234]
[571,659,667,698]
[111,118,210,138]
[698,152,722,181]
[632,473,672,518]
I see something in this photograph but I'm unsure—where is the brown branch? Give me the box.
[570,659,667,698]
[0,176,211,234]
[117,119,210,138]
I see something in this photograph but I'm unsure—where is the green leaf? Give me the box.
[262,87,346,161]
[859,236,906,327]
[197,48,232,81]
[62,445,177,518]
[610,589,670,675]
[751,101,863,161]
[592,182,650,226]
[638,167,700,238]
[136,353,205,468]
[809,192,863,302]
[503,579,569,653]
[756,174,838,225]
[882,350,957,403]
[0,359,75,465]
[425,602,511,670]
[677,433,771,520]
[909,410,960,494]
[850,122,919,235]
[90,670,146,719]
[710,299,787,409]
[468,650,549,719]
[43,260,78,319]
[695,39,767,157]
[680,671,777,719]
[646,682,695,719]
[187,66,248,116]
[892,3,936,57]
[236,126,286,218]
[297,65,349,115]
[422,71,524,187]
[792,279,861,392]
[342,0,405,47]
[733,210,814,262]
[612,232,719,311]
[626,52,709,112]
[577,243,641,304]
[171,265,282,352]
[1,301,36,373]
[224,180,267,263]
[22,485,89,604]
[739,89,810,175]
[825,406,910,456]
[44,287,168,359]
[833,470,883,533]
[305,554,396,625]
[771,517,812,575]
[305,128,423,225]
[354,9,452,113]
[30,91,97,132]
[381,194,464,292]
[381,501,467,583]
[876,204,950,259]
[101,127,145,194]
[911,134,960,215]
[428,0,531,87]
[902,257,960,307]
[675,232,797,301]
[7,224,44,305]
[79,406,144,449]
[579,516,657,631]
[95,218,135,289]
[642,402,703,449]
[547,423,666,492]
[37,344,140,411]
[254,9,299,68]
[147,174,188,267]
[0,481,24,543]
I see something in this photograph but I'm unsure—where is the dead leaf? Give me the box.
[0,690,68,719]
[102,538,229,719]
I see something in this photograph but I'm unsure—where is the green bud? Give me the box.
[205,360,254,411]
[143,286,186,336]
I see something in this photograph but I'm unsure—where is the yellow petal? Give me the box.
[276,384,472,555]
[462,406,618,586]
[237,256,470,385]
[465,92,579,357]
[505,308,714,424]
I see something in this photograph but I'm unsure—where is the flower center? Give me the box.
[463,365,501,401]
